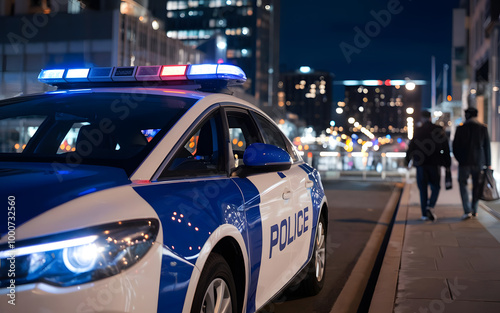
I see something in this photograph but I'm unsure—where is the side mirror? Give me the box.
[242,143,292,172]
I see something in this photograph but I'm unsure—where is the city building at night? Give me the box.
[0,0,204,99]
[162,0,280,107]
[467,0,500,139]
[428,6,468,139]
[279,68,333,136]
[339,80,424,140]
[452,0,500,170]
[451,7,467,103]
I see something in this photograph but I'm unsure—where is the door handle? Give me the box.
[282,190,292,200]
[305,180,314,188]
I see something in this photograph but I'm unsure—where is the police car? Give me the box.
[0,64,328,313]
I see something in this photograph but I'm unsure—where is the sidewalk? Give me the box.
[370,178,500,313]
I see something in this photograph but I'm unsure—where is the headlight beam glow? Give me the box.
[0,235,98,258]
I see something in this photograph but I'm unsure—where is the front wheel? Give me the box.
[191,253,238,313]
[299,213,327,296]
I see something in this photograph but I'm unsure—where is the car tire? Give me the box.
[299,213,327,296]
[191,252,238,313]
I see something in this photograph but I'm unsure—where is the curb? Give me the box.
[479,201,500,220]
[330,183,403,313]
[367,182,411,313]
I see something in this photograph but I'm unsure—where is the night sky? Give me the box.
[280,0,461,93]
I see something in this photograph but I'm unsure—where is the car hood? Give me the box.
[0,162,130,237]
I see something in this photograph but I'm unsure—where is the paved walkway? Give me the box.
[370,177,500,313]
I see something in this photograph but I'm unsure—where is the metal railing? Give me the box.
[300,151,411,180]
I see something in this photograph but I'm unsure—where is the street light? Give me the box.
[152,20,159,30]
[405,82,416,91]
[407,117,414,140]
[299,66,311,73]
[217,41,227,50]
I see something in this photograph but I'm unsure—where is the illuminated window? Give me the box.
[209,19,227,27]
[68,0,80,14]
[227,49,236,58]
[209,0,224,7]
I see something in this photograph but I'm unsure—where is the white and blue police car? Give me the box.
[0,64,328,313]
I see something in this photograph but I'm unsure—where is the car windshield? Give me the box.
[0,91,197,175]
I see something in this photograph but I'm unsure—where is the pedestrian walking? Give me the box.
[406,110,451,221]
[452,107,491,219]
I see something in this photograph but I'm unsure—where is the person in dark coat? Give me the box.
[406,110,451,221]
[452,107,491,219]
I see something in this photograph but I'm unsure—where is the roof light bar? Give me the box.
[136,66,162,81]
[38,64,247,86]
[88,67,113,82]
[217,64,247,81]
[38,69,66,83]
[64,68,90,82]
[187,64,219,80]
[112,66,137,81]
[160,65,188,81]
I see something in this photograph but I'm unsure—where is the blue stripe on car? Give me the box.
[133,177,261,313]
[0,162,130,238]
[298,163,325,262]
[230,177,261,313]
[157,248,196,313]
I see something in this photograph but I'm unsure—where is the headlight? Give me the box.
[0,219,159,287]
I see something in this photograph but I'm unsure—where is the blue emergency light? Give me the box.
[64,68,90,82]
[88,67,113,82]
[38,69,66,83]
[38,64,247,87]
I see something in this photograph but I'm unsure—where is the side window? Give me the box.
[226,111,260,167]
[0,115,45,153]
[160,111,224,178]
[253,113,300,162]
[57,122,84,154]
[253,114,288,150]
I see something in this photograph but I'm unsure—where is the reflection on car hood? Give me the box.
[0,162,130,238]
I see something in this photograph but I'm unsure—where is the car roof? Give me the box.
[41,86,260,109]
[43,86,207,100]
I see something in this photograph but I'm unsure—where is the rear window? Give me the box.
[0,92,197,174]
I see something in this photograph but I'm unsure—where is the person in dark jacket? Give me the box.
[452,107,491,219]
[406,110,451,221]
